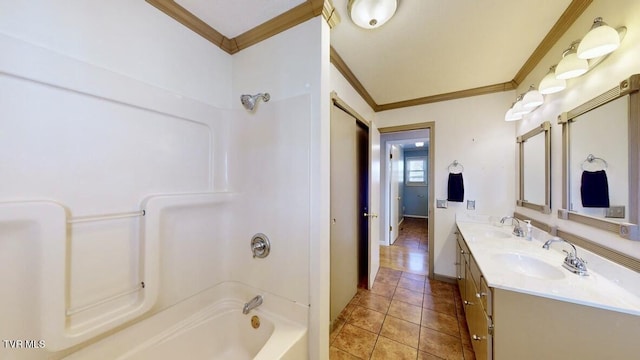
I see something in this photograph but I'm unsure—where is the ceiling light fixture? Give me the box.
[577,17,621,59]
[555,41,589,80]
[504,102,523,122]
[538,65,566,94]
[505,95,529,121]
[512,95,533,116]
[522,85,544,109]
[348,0,398,29]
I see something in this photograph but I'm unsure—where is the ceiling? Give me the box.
[147,0,592,111]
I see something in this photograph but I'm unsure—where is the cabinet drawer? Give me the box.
[457,232,470,262]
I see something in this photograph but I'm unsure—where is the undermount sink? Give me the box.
[493,253,565,280]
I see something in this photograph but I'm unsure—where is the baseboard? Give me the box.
[403,215,428,219]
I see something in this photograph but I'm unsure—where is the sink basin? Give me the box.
[483,230,511,239]
[493,253,565,280]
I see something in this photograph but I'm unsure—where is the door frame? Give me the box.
[379,122,435,280]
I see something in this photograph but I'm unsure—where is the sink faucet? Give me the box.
[542,237,588,276]
[500,216,524,237]
[243,295,263,314]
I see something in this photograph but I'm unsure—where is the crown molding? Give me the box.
[376,82,517,112]
[512,0,592,86]
[329,46,380,111]
[146,0,330,55]
[147,0,591,111]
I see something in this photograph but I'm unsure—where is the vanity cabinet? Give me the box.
[455,226,640,360]
[456,233,493,360]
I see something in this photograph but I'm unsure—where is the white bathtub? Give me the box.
[63,282,308,360]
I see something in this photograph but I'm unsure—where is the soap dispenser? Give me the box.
[524,220,533,241]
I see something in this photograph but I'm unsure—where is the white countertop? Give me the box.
[456,214,640,316]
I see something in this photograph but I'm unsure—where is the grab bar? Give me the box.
[67,210,145,224]
[66,282,145,316]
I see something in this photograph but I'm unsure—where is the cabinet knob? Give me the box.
[472,335,482,341]
[460,250,465,254]
[476,292,487,298]
[464,300,474,306]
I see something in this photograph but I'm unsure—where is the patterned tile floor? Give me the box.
[330,218,475,360]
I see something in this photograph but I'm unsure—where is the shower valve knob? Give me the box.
[251,233,271,259]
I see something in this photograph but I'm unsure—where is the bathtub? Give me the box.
[63,282,308,359]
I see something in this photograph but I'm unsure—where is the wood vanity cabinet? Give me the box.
[456,232,493,360]
[455,228,640,360]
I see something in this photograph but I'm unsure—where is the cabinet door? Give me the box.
[465,267,492,360]
[471,308,492,360]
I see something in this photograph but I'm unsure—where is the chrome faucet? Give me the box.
[243,295,263,314]
[542,237,588,276]
[500,216,524,237]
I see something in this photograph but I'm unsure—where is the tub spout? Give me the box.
[243,295,263,315]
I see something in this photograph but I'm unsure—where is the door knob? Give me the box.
[364,212,378,218]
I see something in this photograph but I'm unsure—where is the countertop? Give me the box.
[456,214,640,316]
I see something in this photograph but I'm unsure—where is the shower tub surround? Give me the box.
[0,34,311,359]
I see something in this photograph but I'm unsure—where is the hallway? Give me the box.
[329,218,475,359]
[380,218,429,275]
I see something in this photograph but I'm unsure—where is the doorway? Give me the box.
[356,122,369,288]
[379,124,435,279]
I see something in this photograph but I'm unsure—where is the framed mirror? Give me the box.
[559,74,640,240]
[517,121,551,213]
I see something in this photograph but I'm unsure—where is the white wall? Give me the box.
[0,0,233,108]
[375,91,517,278]
[514,0,640,260]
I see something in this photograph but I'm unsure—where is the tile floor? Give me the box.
[330,218,475,360]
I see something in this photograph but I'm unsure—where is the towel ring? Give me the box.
[581,154,608,171]
[448,160,464,174]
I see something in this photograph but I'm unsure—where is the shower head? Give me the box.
[240,93,270,111]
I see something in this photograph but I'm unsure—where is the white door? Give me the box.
[330,106,357,324]
[389,145,402,244]
[368,123,381,288]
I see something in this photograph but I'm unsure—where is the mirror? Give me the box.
[517,121,551,213]
[559,74,640,240]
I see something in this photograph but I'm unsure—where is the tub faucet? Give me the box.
[542,237,588,276]
[243,295,263,314]
[500,216,524,237]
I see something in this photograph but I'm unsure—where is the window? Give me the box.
[406,157,427,185]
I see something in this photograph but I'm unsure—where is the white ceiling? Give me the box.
[172,0,574,106]
[330,0,573,105]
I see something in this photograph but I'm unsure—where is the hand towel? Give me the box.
[447,172,464,202]
[580,170,610,208]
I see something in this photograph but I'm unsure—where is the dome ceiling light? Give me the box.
[348,0,398,29]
